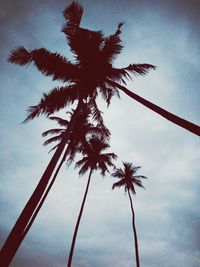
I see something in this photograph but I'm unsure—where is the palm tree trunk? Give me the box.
[127,189,140,267]
[67,168,93,267]
[22,142,72,237]
[107,80,200,136]
[0,100,83,267]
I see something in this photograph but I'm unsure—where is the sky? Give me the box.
[0,0,200,266]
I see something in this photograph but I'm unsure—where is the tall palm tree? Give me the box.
[0,99,84,266]
[1,0,199,265]
[23,111,110,238]
[1,3,155,265]
[67,136,117,267]
[112,162,147,267]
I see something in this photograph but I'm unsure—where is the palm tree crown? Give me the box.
[112,162,147,194]
[42,108,110,161]
[8,1,155,122]
[76,136,117,175]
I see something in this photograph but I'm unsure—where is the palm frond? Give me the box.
[129,184,136,195]
[101,23,124,64]
[98,161,109,176]
[75,157,87,168]
[98,85,118,107]
[100,82,121,105]
[87,125,110,141]
[112,168,124,179]
[8,47,78,82]
[48,144,59,154]
[78,162,91,175]
[133,179,145,189]
[107,63,155,85]
[124,63,156,76]
[8,46,32,66]
[107,68,131,84]
[75,157,90,175]
[42,128,65,137]
[66,145,78,166]
[62,2,83,34]
[48,116,69,127]
[112,179,126,190]
[97,123,111,141]
[31,48,78,82]
[43,134,63,146]
[23,86,79,123]
[101,153,117,162]
[90,136,110,153]
[115,22,124,35]
[123,162,140,173]
[134,175,147,179]
[96,154,117,174]
[88,99,104,125]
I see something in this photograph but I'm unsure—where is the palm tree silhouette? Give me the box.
[1,3,155,265]
[67,136,117,267]
[112,162,147,267]
[23,110,109,233]
[1,0,199,265]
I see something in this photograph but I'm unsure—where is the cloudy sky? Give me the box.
[0,0,200,266]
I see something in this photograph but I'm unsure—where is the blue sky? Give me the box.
[0,1,200,266]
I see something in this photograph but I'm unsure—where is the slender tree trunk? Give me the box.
[0,100,83,267]
[127,189,140,267]
[107,79,200,136]
[67,169,93,267]
[23,143,72,237]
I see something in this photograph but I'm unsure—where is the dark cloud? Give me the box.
[151,0,200,27]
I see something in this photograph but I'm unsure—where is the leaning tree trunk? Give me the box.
[0,100,83,267]
[127,189,140,267]
[22,142,72,238]
[107,80,200,136]
[67,169,93,267]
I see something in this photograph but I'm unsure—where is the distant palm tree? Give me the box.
[67,136,117,267]
[112,162,147,267]
[23,110,110,238]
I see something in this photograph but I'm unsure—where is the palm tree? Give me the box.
[112,162,147,267]
[1,0,199,265]
[0,99,84,266]
[1,3,155,264]
[23,111,110,238]
[67,136,117,267]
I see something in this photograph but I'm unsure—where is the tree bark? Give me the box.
[0,100,83,267]
[128,189,140,267]
[67,169,93,267]
[107,80,200,136]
